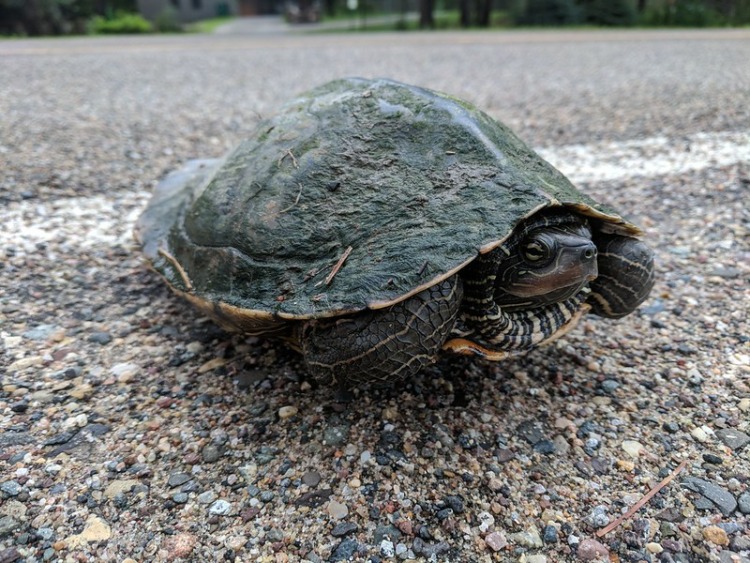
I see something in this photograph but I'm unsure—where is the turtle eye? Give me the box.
[523,240,550,263]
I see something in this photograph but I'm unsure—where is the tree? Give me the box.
[419,0,434,27]
[459,0,493,27]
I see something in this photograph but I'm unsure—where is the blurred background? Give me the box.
[2,0,750,37]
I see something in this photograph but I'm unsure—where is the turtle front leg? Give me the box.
[299,276,462,385]
[588,233,655,318]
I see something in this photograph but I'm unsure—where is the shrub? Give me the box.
[153,7,182,32]
[90,11,152,34]
[582,0,636,26]
[638,0,725,27]
[516,0,582,25]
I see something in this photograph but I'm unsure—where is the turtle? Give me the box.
[135,77,654,386]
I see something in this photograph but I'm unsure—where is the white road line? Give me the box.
[2,131,747,252]
[536,130,750,184]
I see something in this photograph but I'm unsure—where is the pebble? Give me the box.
[0,516,19,537]
[702,525,729,546]
[103,479,139,499]
[517,421,545,445]
[162,533,197,559]
[167,472,191,488]
[477,511,494,533]
[226,535,247,550]
[209,500,232,515]
[373,524,402,544]
[302,471,321,487]
[702,452,723,464]
[197,491,217,504]
[509,525,543,548]
[201,444,223,463]
[329,538,359,561]
[110,362,139,382]
[37,528,54,541]
[327,500,348,520]
[577,538,609,560]
[663,421,680,433]
[23,324,60,341]
[1,481,21,496]
[412,537,450,557]
[645,542,663,553]
[442,494,465,513]
[738,491,750,514]
[331,522,358,537]
[616,459,635,472]
[278,405,298,419]
[719,552,750,563]
[64,515,111,547]
[691,427,710,442]
[0,548,21,563]
[534,439,557,454]
[322,425,349,446]
[622,440,644,458]
[716,428,750,450]
[88,332,112,345]
[542,524,558,543]
[732,535,750,550]
[380,538,395,557]
[682,477,738,516]
[586,506,610,528]
[717,522,742,535]
[484,531,507,551]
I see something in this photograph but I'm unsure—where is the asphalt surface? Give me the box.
[1,24,749,563]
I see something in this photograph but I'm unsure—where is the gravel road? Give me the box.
[1,26,749,563]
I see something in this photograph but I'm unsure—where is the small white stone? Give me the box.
[380,539,395,557]
[691,427,709,442]
[478,511,495,533]
[645,542,663,554]
[186,341,204,354]
[278,406,298,419]
[327,500,348,520]
[209,500,232,515]
[110,362,139,382]
[622,440,644,458]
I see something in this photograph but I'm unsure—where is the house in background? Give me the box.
[136,0,279,22]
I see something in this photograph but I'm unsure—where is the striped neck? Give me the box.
[469,286,590,351]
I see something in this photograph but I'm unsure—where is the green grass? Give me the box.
[186,16,234,33]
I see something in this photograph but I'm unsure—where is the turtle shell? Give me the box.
[136,77,640,324]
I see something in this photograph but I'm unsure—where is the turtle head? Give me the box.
[494,212,598,310]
